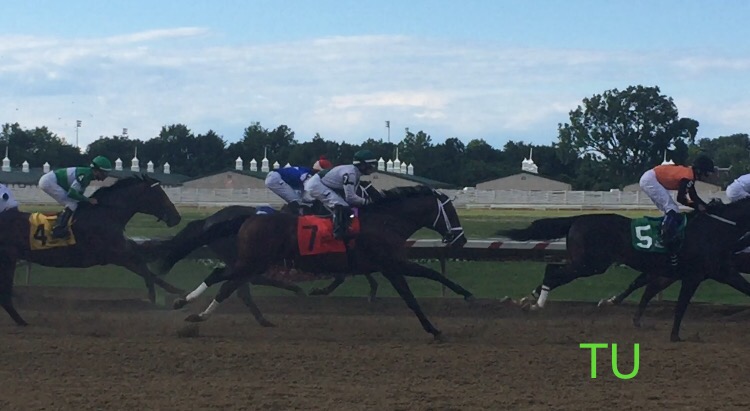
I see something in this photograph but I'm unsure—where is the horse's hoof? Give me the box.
[367,296,379,303]
[670,334,682,343]
[632,318,641,328]
[184,314,205,323]
[464,295,476,303]
[432,331,444,342]
[597,298,614,308]
[173,298,188,310]
[529,304,543,312]
[308,289,324,296]
[16,321,29,327]
[295,291,307,297]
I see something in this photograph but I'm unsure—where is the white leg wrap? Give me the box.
[537,286,550,308]
[199,299,221,319]
[186,282,208,302]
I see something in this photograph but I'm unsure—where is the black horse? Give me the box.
[499,199,750,342]
[174,186,471,340]
[598,251,750,327]
[0,175,183,326]
[148,182,384,300]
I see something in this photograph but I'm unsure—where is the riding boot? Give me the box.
[661,210,681,274]
[52,207,74,239]
[332,205,351,240]
[286,201,301,216]
[298,203,314,216]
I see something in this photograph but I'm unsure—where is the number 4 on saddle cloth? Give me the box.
[631,215,687,253]
[28,212,77,250]
[297,214,361,256]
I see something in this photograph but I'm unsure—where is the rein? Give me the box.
[707,213,737,226]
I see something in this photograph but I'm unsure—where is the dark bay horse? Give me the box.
[499,199,750,342]
[148,182,384,299]
[174,186,471,339]
[0,174,183,326]
[598,251,750,327]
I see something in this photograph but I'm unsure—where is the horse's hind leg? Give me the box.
[598,272,650,307]
[236,282,275,327]
[633,276,676,328]
[0,259,27,326]
[250,275,306,297]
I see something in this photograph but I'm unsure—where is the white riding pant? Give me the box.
[264,172,306,204]
[305,174,348,209]
[639,169,679,214]
[38,171,79,211]
[726,181,750,203]
[0,184,19,212]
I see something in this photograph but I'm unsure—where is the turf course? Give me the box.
[14,206,750,306]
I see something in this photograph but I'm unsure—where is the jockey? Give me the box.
[264,156,332,215]
[305,149,378,239]
[38,155,113,239]
[639,154,715,266]
[726,173,750,203]
[0,183,19,212]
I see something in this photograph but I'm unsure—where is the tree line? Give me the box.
[2,85,748,190]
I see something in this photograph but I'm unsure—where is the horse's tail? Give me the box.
[496,216,579,241]
[150,215,252,275]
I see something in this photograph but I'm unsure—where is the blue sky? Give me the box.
[2,0,749,151]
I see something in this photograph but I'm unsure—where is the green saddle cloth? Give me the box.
[630,215,687,253]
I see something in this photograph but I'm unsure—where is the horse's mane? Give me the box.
[702,197,750,214]
[91,174,160,200]
[363,185,439,210]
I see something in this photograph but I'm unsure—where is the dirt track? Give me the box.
[1,287,750,411]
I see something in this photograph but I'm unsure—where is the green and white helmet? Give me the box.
[353,150,377,166]
[90,155,113,171]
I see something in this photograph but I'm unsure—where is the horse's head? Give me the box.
[428,189,466,247]
[368,186,466,247]
[91,174,182,227]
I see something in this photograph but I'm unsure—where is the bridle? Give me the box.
[431,191,464,245]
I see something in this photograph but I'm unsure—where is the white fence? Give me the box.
[9,185,728,210]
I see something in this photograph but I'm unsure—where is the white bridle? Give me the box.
[432,194,465,245]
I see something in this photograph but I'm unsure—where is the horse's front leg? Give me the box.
[118,256,185,303]
[396,260,474,301]
[173,266,227,309]
[236,282,275,327]
[0,258,27,326]
[381,262,442,340]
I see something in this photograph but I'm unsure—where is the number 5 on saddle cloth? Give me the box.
[631,215,687,253]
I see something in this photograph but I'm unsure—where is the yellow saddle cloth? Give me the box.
[28,213,77,250]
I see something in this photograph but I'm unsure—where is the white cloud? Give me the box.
[1,29,749,151]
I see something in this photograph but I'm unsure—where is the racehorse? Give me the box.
[0,174,183,326]
[598,251,750,327]
[498,199,750,342]
[174,185,471,339]
[148,182,384,300]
